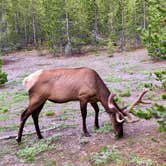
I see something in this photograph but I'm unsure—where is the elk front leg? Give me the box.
[91,102,100,129]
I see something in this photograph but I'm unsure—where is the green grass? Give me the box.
[0,123,18,132]
[17,139,55,162]
[45,110,55,116]
[162,93,166,99]
[45,160,57,166]
[0,106,9,114]
[95,122,112,133]
[54,123,76,131]
[119,90,131,97]
[0,113,10,121]
[130,155,158,166]
[12,91,28,103]
[0,91,28,111]
[90,146,121,166]
[104,75,124,83]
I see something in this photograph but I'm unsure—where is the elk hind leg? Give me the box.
[32,103,45,139]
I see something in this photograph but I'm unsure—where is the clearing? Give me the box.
[0,49,166,166]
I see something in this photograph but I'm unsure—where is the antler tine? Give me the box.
[124,88,151,113]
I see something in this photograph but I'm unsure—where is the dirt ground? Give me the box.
[0,48,166,166]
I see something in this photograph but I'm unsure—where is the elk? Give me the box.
[16,67,150,143]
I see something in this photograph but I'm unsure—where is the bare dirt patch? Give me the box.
[0,49,166,166]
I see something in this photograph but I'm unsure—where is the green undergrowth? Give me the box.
[154,69,166,89]
[161,93,166,99]
[0,91,28,110]
[90,146,121,166]
[89,145,158,166]
[119,90,131,97]
[104,75,124,83]
[130,155,158,166]
[17,136,59,162]
[133,103,166,132]
[45,110,55,116]
[0,106,9,114]
[95,122,113,133]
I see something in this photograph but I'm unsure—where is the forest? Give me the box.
[0,0,165,57]
[0,0,166,166]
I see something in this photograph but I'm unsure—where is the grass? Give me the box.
[95,122,112,133]
[162,93,166,99]
[0,106,9,114]
[54,123,76,131]
[45,110,55,116]
[45,160,57,166]
[90,146,121,166]
[119,90,131,97]
[17,139,55,162]
[12,91,28,103]
[130,155,158,166]
[0,91,28,111]
[0,113,10,121]
[104,75,124,83]
[0,123,18,132]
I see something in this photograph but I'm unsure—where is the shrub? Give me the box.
[154,70,166,89]
[140,0,166,59]
[161,93,166,99]
[0,58,8,85]
[134,103,166,132]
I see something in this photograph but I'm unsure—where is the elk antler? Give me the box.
[108,93,126,123]
[122,88,151,123]
[123,88,151,113]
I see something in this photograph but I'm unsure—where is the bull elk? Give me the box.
[16,67,150,143]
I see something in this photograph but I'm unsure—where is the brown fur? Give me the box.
[16,67,123,143]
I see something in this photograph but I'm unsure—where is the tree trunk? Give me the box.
[23,12,27,46]
[32,0,37,47]
[64,0,71,55]
[121,2,125,51]
[93,0,98,43]
[143,0,146,29]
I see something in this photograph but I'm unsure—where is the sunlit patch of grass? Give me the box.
[130,155,158,166]
[104,75,124,83]
[162,93,166,99]
[79,137,89,145]
[17,139,55,162]
[45,110,55,116]
[0,106,9,114]
[0,113,10,121]
[45,160,57,166]
[0,123,18,132]
[95,122,112,133]
[12,91,28,103]
[54,123,76,131]
[90,146,122,166]
[119,90,131,97]
[0,91,28,111]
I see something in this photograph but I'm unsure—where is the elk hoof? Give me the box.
[84,132,91,137]
[38,135,44,139]
[115,133,123,139]
[94,126,100,130]
[16,136,21,145]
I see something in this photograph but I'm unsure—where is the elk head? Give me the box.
[108,88,151,123]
